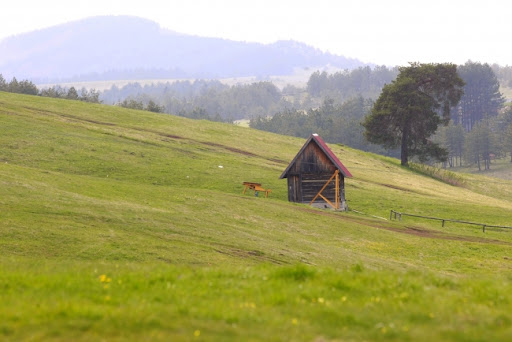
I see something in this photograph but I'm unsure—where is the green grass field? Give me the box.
[2,92,512,341]
[448,157,512,181]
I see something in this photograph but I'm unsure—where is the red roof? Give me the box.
[280,134,353,179]
[311,134,352,178]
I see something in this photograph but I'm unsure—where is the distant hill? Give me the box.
[0,16,366,82]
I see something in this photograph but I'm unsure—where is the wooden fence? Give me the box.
[390,210,512,233]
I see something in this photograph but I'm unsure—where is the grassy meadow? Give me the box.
[449,157,512,181]
[2,92,512,341]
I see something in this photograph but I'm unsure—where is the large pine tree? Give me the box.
[363,63,464,166]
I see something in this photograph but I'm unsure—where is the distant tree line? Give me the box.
[435,105,512,171]
[117,99,165,113]
[101,80,290,123]
[491,64,512,88]
[99,65,399,123]
[307,65,399,101]
[0,74,101,103]
[451,62,504,131]
[39,85,101,103]
[433,61,508,170]
[0,75,39,95]
[250,97,393,156]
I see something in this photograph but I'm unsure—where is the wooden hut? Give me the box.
[279,134,352,210]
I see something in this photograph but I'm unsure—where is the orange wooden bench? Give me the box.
[242,182,272,198]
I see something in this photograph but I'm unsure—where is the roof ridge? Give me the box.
[279,134,352,179]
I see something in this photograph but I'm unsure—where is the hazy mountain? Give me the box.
[0,16,366,82]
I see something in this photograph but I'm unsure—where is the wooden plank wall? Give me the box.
[300,173,344,204]
[287,175,301,202]
[284,140,347,207]
[287,143,336,176]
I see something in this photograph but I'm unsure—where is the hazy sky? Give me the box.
[1,0,510,66]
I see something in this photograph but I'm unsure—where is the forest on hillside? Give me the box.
[98,65,401,122]
[96,62,512,170]
[3,62,512,170]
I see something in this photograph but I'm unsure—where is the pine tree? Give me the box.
[464,120,496,170]
[452,61,504,131]
[0,74,7,91]
[363,63,464,166]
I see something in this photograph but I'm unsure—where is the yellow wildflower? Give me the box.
[99,274,112,283]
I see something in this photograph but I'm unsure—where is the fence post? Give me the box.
[386,211,512,232]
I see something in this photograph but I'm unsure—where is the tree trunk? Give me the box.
[401,127,409,166]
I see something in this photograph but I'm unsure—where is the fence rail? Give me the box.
[390,210,512,233]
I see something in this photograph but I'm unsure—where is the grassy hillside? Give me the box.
[2,92,512,341]
[448,157,512,181]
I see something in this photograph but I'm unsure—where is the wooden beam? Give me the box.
[309,170,339,209]
[335,170,339,210]
[318,193,336,209]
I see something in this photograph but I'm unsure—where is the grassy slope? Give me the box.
[450,157,512,182]
[2,92,512,341]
